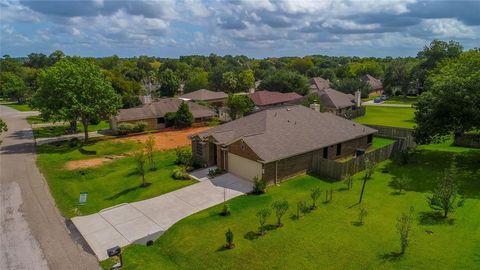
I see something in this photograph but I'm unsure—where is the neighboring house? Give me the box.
[362,74,383,95]
[190,105,376,183]
[248,90,302,110]
[111,98,215,131]
[179,89,228,107]
[309,77,363,118]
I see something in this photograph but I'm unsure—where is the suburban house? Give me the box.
[362,74,383,95]
[248,90,302,110]
[190,105,377,184]
[309,77,363,118]
[111,98,216,131]
[179,89,228,107]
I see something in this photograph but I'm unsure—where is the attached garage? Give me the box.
[227,153,262,181]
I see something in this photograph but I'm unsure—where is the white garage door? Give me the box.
[227,153,262,182]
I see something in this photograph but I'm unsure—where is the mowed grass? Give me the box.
[354,106,416,128]
[1,102,33,111]
[383,96,418,105]
[370,137,396,149]
[27,115,48,124]
[101,146,480,270]
[36,139,196,217]
[33,121,110,138]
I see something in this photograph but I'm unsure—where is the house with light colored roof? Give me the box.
[190,105,376,183]
[179,89,228,107]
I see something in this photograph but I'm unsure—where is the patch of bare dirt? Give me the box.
[115,126,211,150]
[64,155,121,170]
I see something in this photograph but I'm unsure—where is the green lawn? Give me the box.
[370,137,396,149]
[101,146,480,270]
[27,115,48,124]
[37,140,197,217]
[1,102,33,111]
[384,96,418,105]
[355,106,416,128]
[33,121,110,138]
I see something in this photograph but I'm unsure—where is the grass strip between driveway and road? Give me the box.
[36,139,196,218]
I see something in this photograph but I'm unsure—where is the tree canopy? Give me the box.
[414,50,480,144]
[158,68,180,97]
[33,57,122,141]
[259,70,309,95]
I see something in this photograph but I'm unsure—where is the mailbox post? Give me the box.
[107,246,122,269]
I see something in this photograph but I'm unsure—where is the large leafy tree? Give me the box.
[158,68,180,97]
[221,71,238,93]
[184,70,209,93]
[332,78,372,98]
[0,72,30,103]
[383,60,415,96]
[290,57,314,75]
[226,94,254,120]
[414,50,480,144]
[259,70,309,95]
[414,40,463,93]
[34,57,122,141]
[237,69,255,92]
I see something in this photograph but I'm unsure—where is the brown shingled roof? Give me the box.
[317,88,355,109]
[179,89,228,101]
[194,105,377,162]
[248,90,302,106]
[114,98,215,122]
[363,74,383,90]
[309,77,331,91]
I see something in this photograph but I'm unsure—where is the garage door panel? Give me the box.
[227,153,262,182]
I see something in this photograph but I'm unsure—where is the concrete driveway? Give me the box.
[72,170,251,260]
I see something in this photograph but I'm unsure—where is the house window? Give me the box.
[323,147,328,159]
[196,142,203,156]
[367,134,373,144]
[336,143,342,156]
[157,117,165,124]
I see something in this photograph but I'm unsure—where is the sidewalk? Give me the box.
[35,131,107,145]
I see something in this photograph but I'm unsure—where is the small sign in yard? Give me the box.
[79,192,88,205]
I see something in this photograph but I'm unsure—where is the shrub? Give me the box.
[208,167,225,177]
[396,207,414,254]
[117,122,135,135]
[172,167,190,180]
[225,228,234,249]
[175,147,193,166]
[343,174,353,190]
[68,137,80,147]
[116,121,147,135]
[252,176,267,195]
[220,203,231,216]
[391,176,411,194]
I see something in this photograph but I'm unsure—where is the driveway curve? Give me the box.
[0,105,99,270]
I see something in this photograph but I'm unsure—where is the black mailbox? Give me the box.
[107,246,121,257]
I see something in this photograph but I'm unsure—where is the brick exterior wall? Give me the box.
[262,135,371,184]
[192,134,371,184]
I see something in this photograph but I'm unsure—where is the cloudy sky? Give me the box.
[1,0,479,58]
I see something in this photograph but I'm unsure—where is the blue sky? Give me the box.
[1,0,479,58]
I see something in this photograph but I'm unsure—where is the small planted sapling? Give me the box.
[272,199,289,227]
[310,188,320,210]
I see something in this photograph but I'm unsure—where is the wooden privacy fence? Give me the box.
[311,127,416,180]
[364,124,414,139]
[454,133,480,148]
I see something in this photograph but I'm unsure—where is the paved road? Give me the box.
[0,105,99,270]
[362,100,413,107]
[72,168,252,260]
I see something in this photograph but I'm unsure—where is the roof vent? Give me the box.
[286,108,291,111]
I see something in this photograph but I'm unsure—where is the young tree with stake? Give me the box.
[359,158,376,204]
[272,200,289,227]
[396,207,414,255]
[427,170,459,218]
[133,150,147,187]
[256,208,271,235]
[145,135,156,171]
[225,228,234,249]
[310,188,320,210]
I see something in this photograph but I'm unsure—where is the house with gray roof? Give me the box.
[179,89,228,107]
[309,77,363,119]
[111,98,216,131]
[190,105,376,183]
